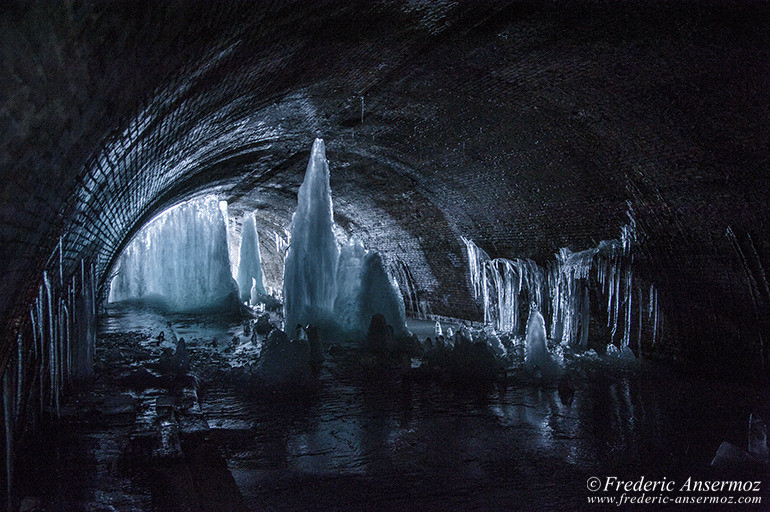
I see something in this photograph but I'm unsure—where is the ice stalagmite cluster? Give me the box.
[464,211,661,353]
[236,212,266,304]
[283,139,408,340]
[282,139,340,331]
[109,196,239,313]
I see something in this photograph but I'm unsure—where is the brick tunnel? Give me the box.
[1,2,770,510]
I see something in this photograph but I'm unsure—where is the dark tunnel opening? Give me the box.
[2,1,770,510]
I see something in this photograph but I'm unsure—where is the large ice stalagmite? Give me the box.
[333,239,409,339]
[283,139,409,340]
[110,195,239,313]
[283,139,340,330]
[236,212,266,303]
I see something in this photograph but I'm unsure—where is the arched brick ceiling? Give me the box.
[2,1,769,373]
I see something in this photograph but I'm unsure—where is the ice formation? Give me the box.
[258,329,312,387]
[283,139,409,340]
[463,210,661,354]
[109,196,239,313]
[236,212,266,303]
[4,257,104,494]
[333,241,408,339]
[283,139,340,330]
[711,413,770,468]
[524,307,557,376]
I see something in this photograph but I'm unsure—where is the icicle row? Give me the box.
[463,215,662,351]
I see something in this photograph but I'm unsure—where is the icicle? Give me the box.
[36,290,44,417]
[622,269,633,348]
[58,236,64,286]
[611,260,621,340]
[62,302,68,385]
[652,286,659,346]
[43,271,55,411]
[4,369,14,512]
[637,285,643,354]
[89,262,96,373]
[29,308,38,360]
[16,333,22,418]
[607,263,615,328]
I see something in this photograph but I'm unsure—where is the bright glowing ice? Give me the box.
[283,139,340,330]
[283,139,409,340]
[524,307,555,375]
[236,212,266,304]
[109,196,239,313]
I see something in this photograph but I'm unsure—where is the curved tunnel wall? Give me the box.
[2,0,770,388]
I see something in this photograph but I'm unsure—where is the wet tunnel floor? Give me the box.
[17,304,770,511]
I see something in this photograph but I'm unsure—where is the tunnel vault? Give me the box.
[2,5,770,500]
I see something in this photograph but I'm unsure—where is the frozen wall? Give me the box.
[109,195,239,313]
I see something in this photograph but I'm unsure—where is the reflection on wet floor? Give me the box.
[18,304,770,511]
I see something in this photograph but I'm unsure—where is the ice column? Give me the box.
[236,212,266,303]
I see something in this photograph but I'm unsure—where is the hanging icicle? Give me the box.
[463,214,661,352]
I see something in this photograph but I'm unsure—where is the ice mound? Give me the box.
[334,240,408,340]
[524,308,561,381]
[257,329,312,387]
